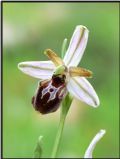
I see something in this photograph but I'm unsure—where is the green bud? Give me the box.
[33,136,43,158]
[53,65,66,75]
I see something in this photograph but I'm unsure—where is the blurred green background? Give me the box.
[3,2,119,158]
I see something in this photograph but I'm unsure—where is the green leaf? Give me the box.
[33,136,43,158]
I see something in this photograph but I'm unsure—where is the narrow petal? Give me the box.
[63,25,89,67]
[69,66,92,78]
[67,77,100,107]
[44,49,64,66]
[84,129,106,158]
[18,61,55,79]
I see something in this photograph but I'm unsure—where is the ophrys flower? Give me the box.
[18,25,100,114]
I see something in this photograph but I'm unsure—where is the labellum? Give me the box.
[32,74,67,114]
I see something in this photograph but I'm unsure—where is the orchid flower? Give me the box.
[18,25,104,158]
[18,25,100,110]
[84,129,106,158]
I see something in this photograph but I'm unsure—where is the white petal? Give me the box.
[18,61,55,79]
[67,77,100,107]
[63,25,89,67]
[84,129,106,158]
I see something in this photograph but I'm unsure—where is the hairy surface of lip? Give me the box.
[32,75,67,114]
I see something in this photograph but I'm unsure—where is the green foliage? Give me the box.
[33,136,43,158]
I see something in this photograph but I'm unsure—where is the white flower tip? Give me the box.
[84,129,106,158]
[88,89,100,108]
[18,62,26,71]
[63,25,89,67]
[85,94,100,108]
[18,62,23,70]
[75,25,89,43]
[76,25,89,33]
[92,97,100,108]
[18,62,31,76]
[99,129,106,136]
[93,129,106,145]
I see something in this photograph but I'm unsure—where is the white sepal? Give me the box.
[18,61,55,79]
[84,129,106,158]
[63,25,89,67]
[67,77,100,107]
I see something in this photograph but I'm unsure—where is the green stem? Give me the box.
[61,38,67,58]
[51,94,73,158]
[51,111,66,158]
[51,38,71,158]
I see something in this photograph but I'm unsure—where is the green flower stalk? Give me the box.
[51,38,72,158]
[51,93,73,158]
